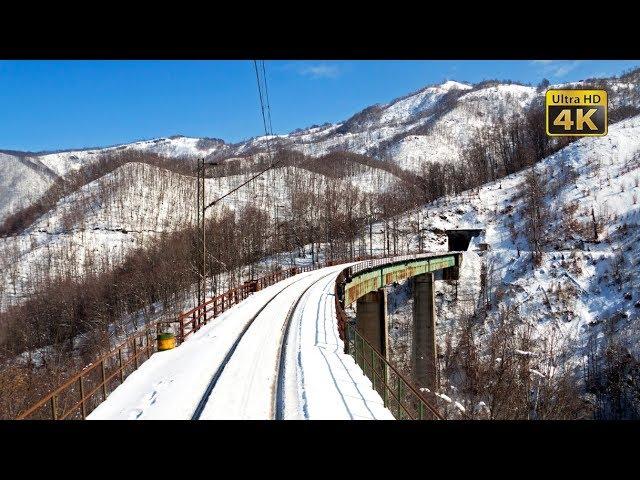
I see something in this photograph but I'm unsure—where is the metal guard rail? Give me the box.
[344,323,442,420]
[16,322,159,420]
[334,254,444,420]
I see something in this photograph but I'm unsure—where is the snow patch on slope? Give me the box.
[0,153,58,222]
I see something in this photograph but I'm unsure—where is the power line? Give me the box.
[204,60,283,211]
[261,60,274,136]
[253,60,272,139]
[254,60,275,165]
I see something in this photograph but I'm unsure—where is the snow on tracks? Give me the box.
[88,271,316,420]
[89,263,393,420]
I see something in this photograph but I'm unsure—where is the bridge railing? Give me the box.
[334,254,445,420]
[344,322,442,420]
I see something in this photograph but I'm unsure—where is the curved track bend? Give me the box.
[88,265,392,420]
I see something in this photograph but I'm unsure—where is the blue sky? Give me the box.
[0,60,638,152]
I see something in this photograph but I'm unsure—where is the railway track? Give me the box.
[273,271,337,420]
[191,268,339,420]
[190,272,314,420]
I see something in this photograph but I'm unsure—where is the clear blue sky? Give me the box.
[1,60,638,152]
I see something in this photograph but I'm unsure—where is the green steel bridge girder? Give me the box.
[343,253,461,306]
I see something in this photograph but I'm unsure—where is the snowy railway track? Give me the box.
[88,263,394,420]
[273,271,337,420]
[190,272,312,420]
[191,271,335,420]
[192,264,394,420]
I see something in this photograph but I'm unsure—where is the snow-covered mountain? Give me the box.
[2,71,639,227]
[0,153,58,221]
[219,73,640,170]
[1,71,639,312]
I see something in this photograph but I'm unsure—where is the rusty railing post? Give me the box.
[79,376,87,419]
[101,359,108,401]
[344,322,349,356]
[397,379,402,419]
[118,348,124,384]
[383,363,389,407]
[371,346,375,392]
[51,396,57,420]
[133,339,139,370]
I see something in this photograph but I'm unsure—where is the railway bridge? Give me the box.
[338,253,461,395]
[18,252,462,420]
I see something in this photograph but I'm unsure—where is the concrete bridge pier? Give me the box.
[412,273,438,392]
[355,289,388,358]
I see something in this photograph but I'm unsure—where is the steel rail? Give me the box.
[190,271,316,420]
[273,269,341,420]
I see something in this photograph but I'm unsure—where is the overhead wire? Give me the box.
[204,60,283,211]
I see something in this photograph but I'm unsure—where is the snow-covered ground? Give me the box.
[89,265,393,420]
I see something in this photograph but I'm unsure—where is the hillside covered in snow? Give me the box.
[361,114,640,418]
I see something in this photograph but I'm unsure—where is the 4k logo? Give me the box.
[546,89,607,136]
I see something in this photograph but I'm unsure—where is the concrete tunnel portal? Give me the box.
[445,229,483,251]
